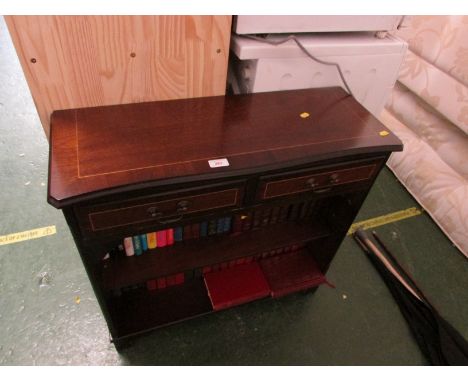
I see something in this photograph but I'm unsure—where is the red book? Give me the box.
[202,266,212,274]
[183,225,193,240]
[191,223,200,239]
[146,280,157,291]
[157,278,167,289]
[204,262,270,311]
[166,228,174,245]
[156,230,167,247]
[260,251,326,298]
[174,273,185,285]
[166,275,176,287]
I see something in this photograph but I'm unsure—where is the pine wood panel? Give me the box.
[5,16,232,138]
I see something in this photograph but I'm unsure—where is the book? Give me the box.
[183,225,193,240]
[208,220,217,236]
[270,206,280,225]
[147,232,157,249]
[232,214,243,234]
[241,212,253,231]
[278,205,289,222]
[140,234,148,251]
[175,273,185,285]
[261,208,271,227]
[216,218,224,234]
[200,221,208,237]
[192,223,200,239]
[156,231,167,247]
[223,216,232,233]
[157,277,167,289]
[174,227,183,242]
[146,280,157,291]
[166,228,174,246]
[123,237,134,256]
[252,209,262,229]
[133,236,143,256]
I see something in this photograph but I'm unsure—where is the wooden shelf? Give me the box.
[101,220,330,290]
[109,278,212,341]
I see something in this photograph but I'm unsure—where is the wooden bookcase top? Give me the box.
[48,87,402,207]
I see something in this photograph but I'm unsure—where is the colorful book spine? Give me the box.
[208,220,217,236]
[216,218,224,234]
[166,228,174,246]
[133,236,143,256]
[174,227,183,242]
[200,221,208,237]
[183,225,193,240]
[223,216,232,233]
[147,232,157,249]
[123,237,135,256]
[192,223,200,239]
[156,230,167,247]
[140,234,148,251]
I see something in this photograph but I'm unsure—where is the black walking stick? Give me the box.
[353,228,468,365]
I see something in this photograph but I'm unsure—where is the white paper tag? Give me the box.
[208,158,230,168]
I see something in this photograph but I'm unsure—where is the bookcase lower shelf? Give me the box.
[108,248,326,342]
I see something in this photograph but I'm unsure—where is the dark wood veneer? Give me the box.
[47,88,402,348]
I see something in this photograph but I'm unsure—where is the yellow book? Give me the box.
[147,232,157,249]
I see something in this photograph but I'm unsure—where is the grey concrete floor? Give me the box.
[1,17,467,365]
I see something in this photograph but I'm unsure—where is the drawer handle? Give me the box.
[147,206,163,218]
[147,200,190,224]
[306,178,318,188]
[313,187,333,194]
[329,173,340,184]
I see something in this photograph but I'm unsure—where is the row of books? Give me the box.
[105,200,317,260]
[112,242,308,295]
[120,216,233,256]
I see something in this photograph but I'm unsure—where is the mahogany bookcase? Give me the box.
[47,87,403,349]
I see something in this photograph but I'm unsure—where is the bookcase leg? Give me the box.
[113,338,133,352]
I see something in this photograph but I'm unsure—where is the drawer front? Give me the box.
[258,162,379,200]
[77,183,244,233]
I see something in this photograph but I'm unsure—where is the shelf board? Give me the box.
[102,220,330,290]
[109,278,212,341]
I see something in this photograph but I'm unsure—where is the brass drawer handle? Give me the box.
[313,187,333,194]
[147,206,162,218]
[147,200,190,224]
[329,173,340,184]
[306,178,318,188]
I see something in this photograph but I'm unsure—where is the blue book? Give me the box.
[133,236,143,256]
[223,216,232,233]
[200,221,208,237]
[174,226,183,242]
[217,218,224,234]
[140,234,148,251]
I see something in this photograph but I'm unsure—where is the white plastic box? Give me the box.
[230,32,407,116]
[233,15,406,34]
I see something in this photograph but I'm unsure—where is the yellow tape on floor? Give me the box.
[347,207,423,235]
[0,225,56,246]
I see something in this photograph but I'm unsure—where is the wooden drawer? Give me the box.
[76,181,245,234]
[257,160,380,200]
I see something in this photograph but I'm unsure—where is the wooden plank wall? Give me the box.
[5,16,232,138]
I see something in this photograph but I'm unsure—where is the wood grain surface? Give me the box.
[48,87,403,208]
[5,16,232,137]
